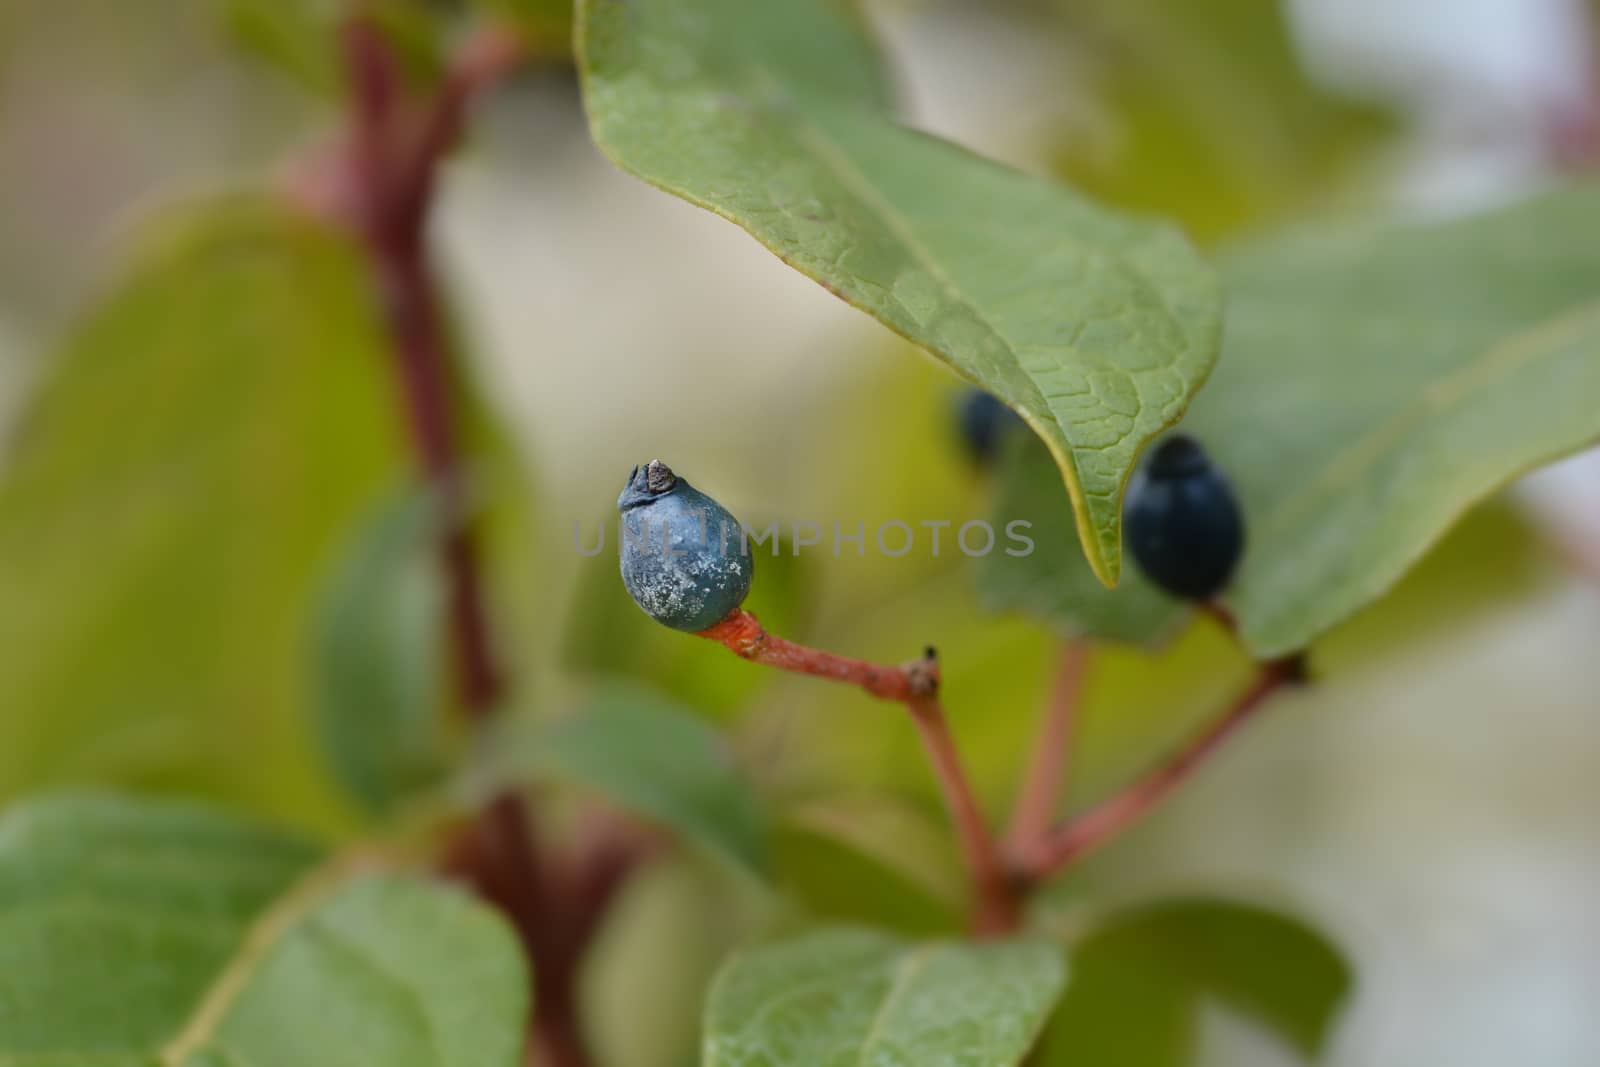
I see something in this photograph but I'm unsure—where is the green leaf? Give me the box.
[1312,498,1550,671]
[0,197,539,830]
[578,0,1222,585]
[171,878,526,1067]
[1037,896,1349,1064]
[311,489,448,818]
[1048,0,1391,242]
[481,683,769,876]
[985,186,1600,655]
[0,201,409,827]
[0,791,528,1067]
[705,927,1065,1067]
[773,797,965,935]
[1035,963,1190,1067]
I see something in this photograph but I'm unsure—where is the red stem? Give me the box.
[697,610,932,700]
[1018,655,1304,878]
[907,693,1019,935]
[1004,639,1090,857]
[698,610,1018,934]
[340,16,506,715]
[337,19,609,1067]
[397,23,523,226]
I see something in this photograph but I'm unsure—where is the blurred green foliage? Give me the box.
[1043,0,1391,241]
[225,0,452,93]
[480,681,770,876]
[0,203,406,830]
[771,795,966,934]
[0,199,539,835]
[1037,896,1350,1064]
[0,791,528,1066]
[311,487,449,817]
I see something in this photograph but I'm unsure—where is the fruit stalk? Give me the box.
[698,609,1018,934]
[1016,653,1305,879]
[697,609,934,700]
[1004,639,1091,858]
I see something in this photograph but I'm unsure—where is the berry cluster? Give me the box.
[618,422,1243,635]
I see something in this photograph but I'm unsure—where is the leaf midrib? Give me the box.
[854,945,936,1064]
[159,852,378,1066]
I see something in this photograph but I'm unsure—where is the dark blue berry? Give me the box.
[618,460,754,631]
[954,387,1024,465]
[1124,435,1244,601]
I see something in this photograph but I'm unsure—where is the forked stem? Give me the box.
[1016,652,1305,880]
[698,610,1018,934]
[339,14,511,714]
[337,18,619,1067]
[1005,639,1091,858]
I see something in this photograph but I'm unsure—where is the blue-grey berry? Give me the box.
[954,387,1024,465]
[1124,435,1244,601]
[618,460,754,631]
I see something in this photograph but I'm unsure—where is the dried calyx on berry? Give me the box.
[618,460,754,631]
[1124,434,1244,602]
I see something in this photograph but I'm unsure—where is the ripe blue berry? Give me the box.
[954,387,1024,465]
[618,460,754,631]
[1124,434,1244,601]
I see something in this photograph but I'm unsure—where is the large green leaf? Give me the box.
[704,927,1065,1067]
[1037,896,1349,1064]
[0,202,408,827]
[0,198,540,829]
[984,186,1600,655]
[479,683,769,876]
[0,791,528,1067]
[578,0,1221,585]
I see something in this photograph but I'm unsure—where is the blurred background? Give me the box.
[1,0,1598,1064]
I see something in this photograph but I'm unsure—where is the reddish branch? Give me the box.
[699,610,1018,934]
[335,18,626,1067]
[339,17,517,713]
[441,805,656,1067]
[1014,653,1306,879]
[697,609,940,700]
[1004,639,1091,858]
